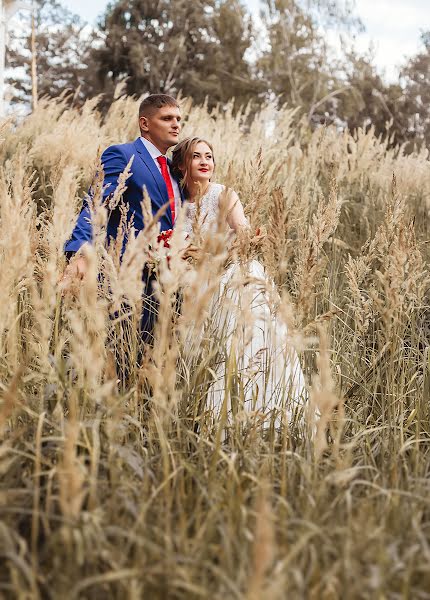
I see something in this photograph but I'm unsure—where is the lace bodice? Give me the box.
[182,183,226,238]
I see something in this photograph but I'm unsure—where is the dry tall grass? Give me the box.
[0,96,429,598]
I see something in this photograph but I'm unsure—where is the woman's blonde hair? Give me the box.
[171,137,215,197]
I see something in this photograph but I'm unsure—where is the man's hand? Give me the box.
[59,255,88,294]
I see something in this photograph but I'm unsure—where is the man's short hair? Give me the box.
[138,94,179,118]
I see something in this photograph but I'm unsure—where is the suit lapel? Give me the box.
[133,139,168,204]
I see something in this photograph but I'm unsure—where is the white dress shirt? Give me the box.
[140,137,181,214]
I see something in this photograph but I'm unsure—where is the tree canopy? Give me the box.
[5,0,430,150]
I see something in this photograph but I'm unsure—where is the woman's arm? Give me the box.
[223,189,249,233]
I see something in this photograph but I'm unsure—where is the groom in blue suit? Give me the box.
[64,93,183,342]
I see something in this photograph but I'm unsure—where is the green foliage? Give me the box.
[4,1,430,151]
[257,0,341,120]
[6,0,93,105]
[336,52,408,144]
[90,0,260,107]
[400,32,430,149]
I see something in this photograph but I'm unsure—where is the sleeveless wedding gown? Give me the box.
[182,183,306,428]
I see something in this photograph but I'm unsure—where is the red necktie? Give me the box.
[156,156,175,224]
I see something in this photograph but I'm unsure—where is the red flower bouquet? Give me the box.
[157,229,174,248]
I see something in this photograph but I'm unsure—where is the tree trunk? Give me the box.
[31,6,37,110]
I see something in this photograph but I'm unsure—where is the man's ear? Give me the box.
[139,115,149,133]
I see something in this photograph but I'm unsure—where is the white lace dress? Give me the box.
[182,183,306,427]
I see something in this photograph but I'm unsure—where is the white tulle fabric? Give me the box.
[183,184,306,426]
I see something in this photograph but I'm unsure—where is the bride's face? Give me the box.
[189,142,214,184]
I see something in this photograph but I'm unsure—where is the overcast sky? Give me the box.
[64,0,429,81]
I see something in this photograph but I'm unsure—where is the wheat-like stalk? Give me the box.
[0,95,428,598]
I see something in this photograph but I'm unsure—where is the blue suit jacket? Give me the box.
[65,138,183,253]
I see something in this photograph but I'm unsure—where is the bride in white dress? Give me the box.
[171,137,306,428]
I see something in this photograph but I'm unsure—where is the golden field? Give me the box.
[0,96,429,599]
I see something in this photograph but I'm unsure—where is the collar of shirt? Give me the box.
[140,137,165,162]
[140,137,181,205]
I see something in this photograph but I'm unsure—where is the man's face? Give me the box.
[139,105,182,153]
